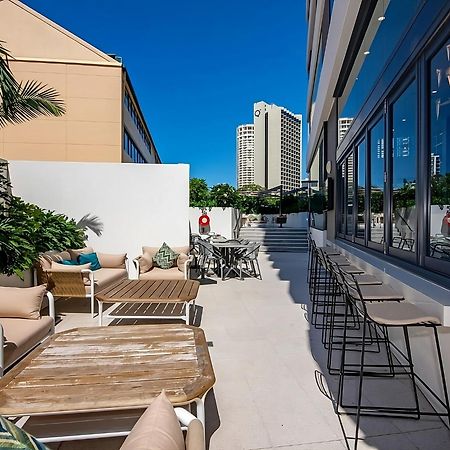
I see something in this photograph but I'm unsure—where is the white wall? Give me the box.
[189,207,238,239]
[9,161,189,279]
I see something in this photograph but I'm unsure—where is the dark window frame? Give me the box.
[367,112,385,253]
[423,31,450,275]
[387,74,418,264]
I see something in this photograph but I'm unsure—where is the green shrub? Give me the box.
[0,194,85,278]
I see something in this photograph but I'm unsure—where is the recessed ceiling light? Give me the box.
[432,90,438,94]
[364,51,370,55]
[378,16,385,21]
[402,118,406,122]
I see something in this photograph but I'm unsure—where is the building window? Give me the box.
[369,117,385,245]
[428,38,450,262]
[391,80,417,252]
[356,139,366,240]
[124,89,154,157]
[346,152,355,236]
[338,0,422,143]
[124,129,147,164]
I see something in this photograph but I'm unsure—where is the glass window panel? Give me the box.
[346,152,354,235]
[369,118,385,244]
[429,39,450,261]
[338,161,346,234]
[356,140,366,239]
[391,80,417,252]
[338,0,422,142]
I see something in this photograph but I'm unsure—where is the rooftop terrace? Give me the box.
[50,252,450,450]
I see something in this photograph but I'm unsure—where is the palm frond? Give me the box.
[77,214,104,237]
[0,41,65,127]
[0,80,65,126]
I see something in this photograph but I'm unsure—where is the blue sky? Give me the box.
[23,0,308,186]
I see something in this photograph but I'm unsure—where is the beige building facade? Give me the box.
[253,101,302,191]
[0,0,160,164]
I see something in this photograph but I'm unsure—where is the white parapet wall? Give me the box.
[189,207,239,239]
[8,161,190,279]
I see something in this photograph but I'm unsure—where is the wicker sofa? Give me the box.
[134,245,193,280]
[0,285,55,376]
[36,247,128,317]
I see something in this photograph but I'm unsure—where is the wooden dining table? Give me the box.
[0,324,215,443]
[95,279,200,326]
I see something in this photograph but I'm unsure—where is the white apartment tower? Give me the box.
[253,101,302,191]
[236,124,255,188]
[338,117,353,144]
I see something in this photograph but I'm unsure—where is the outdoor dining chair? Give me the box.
[234,242,262,280]
[197,240,226,280]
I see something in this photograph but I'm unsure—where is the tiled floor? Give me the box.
[42,253,449,449]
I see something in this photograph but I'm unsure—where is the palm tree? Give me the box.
[0,41,65,127]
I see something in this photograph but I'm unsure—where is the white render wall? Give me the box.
[8,161,189,278]
[189,207,238,239]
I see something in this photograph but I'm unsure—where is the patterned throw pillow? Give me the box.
[0,416,50,449]
[153,243,179,269]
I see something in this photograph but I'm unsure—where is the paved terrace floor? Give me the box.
[51,253,450,450]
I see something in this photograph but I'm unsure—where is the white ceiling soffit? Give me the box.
[306,0,362,170]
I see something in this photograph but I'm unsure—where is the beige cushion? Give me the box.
[68,246,94,261]
[186,419,204,450]
[39,251,71,269]
[366,302,440,326]
[120,391,184,450]
[358,284,404,301]
[0,285,46,320]
[85,268,128,293]
[177,254,189,273]
[139,267,185,280]
[97,253,127,269]
[137,254,153,274]
[143,246,190,260]
[1,316,54,368]
[50,262,92,272]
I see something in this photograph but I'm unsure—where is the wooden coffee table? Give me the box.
[0,324,215,443]
[95,279,200,326]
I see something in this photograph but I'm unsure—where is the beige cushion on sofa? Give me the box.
[68,246,94,261]
[177,254,190,273]
[139,267,185,281]
[97,253,127,269]
[39,250,71,269]
[1,316,54,368]
[120,391,184,450]
[143,246,190,260]
[137,254,153,273]
[0,285,46,320]
[50,262,92,272]
[85,268,128,293]
[185,418,205,450]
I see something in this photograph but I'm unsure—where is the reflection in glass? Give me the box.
[339,161,346,234]
[346,153,354,235]
[391,81,417,252]
[356,141,366,239]
[369,119,385,244]
[429,39,450,261]
[309,139,326,230]
[338,0,422,142]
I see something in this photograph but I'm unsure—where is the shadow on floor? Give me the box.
[266,250,450,450]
